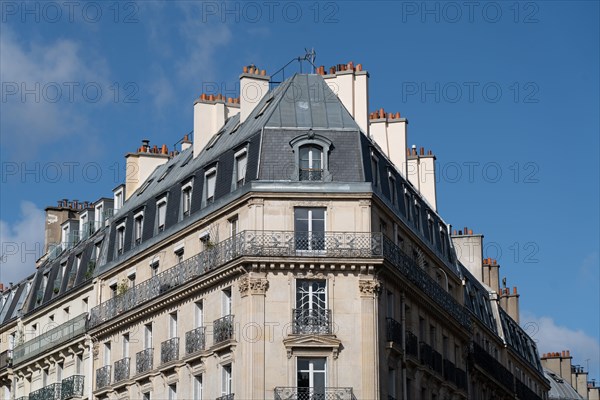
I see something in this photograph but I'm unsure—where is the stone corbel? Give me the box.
[238,276,269,297]
[359,279,382,297]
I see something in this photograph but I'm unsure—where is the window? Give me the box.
[134,211,144,245]
[137,179,153,196]
[143,393,150,400]
[169,312,178,338]
[157,197,167,232]
[371,152,380,187]
[388,368,397,399]
[414,202,421,232]
[299,145,323,181]
[76,354,83,375]
[297,358,326,397]
[234,149,247,188]
[104,342,111,366]
[222,288,232,316]
[386,290,394,319]
[94,241,102,261]
[229,216,238,238]
[96,204,103,230]
[428,215,435,242]
[116,223,126,255]
[182,180,193,217]
[294,207,326,251]
[110,283,117,299]
[195,301,204,328]
[150,260,159,277]
[295,280,328,334]
[175,247,184,263]
[168,384,177,400]
[144,324,152,349]
[64,307,70,319]
[204,168,217,205]
[439,226,448,258]
[114,191,123,211]
[82,298,88,312]
[194,375,203,400]
[222,364,232,397]
[68,254,81,288]
[128,272,136,288]
[388,172,397,206]
[123,333,130,358]
[404,188,412,221]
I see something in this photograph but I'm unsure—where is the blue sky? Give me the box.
[1,0,598,378]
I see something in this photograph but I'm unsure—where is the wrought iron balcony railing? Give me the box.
[214,315,234,344]
[516,379,544,400]
[292,309,332,335]
[136,348,153,374]
[274,387,356,400]
[420,341,434,369]
[161,337,179,364]
[186,326,206,354]
[114,357,130,382]
[16,397,29,400]
[455,367,467,391]
[471,341,514,391]
[96,365,111,390]
[443,359,456,383]
[13,313,88,365]
[0,349,12,370]
[299,168,324,181]
[30,383,61,400]
[432,349,443,375]
[216,394,235,400]
[405,330,419,358]
[385,317,402,343]
[61,375,84,399]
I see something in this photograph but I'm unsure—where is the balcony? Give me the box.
[95,365,111,390]
[405,330,419,358]
[432,349,443,375]
[214,315,234,344]
[471,342,514,391]
[186,326,206,354]
[161,337,179,364]
[0,349,12,370]
[292,309,332,335]
[385,317,402,343]
[136,348,153,374]
[420,341,434,369]
[516,379,544,400]
[455,367,467,391]
[30,383,61,400]
[443,359,456,383]
[61,375,84,399]
[299,168,324,181]
[13,313,87,365]
[216,395,235,400]
[114,357,130,382]
[16,397,29,400]
[274,387,356,400]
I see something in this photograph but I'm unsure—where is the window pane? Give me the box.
[236,155,247,182]
[158,204,166,226]
[206,174,216,198]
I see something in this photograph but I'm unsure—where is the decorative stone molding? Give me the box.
[358,199,371,207]
[359,279,381,297]
[239,276,269,297]
[247,198,264,206]
[283,334,342,359]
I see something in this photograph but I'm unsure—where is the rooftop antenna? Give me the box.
[270,49,318,85]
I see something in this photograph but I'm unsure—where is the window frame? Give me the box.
[203,167,217,206]
[290,133,333,182]
[156,194,168,233]
[233,148,248,190]
[181,179,193,218]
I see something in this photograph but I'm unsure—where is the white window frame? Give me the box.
[221,364,232,396]
[116,221,126,255]
[233,148,248,189]
[194,375,203,400]
[204,167,217,205]
[182,180,193,217]
[133,210,144,245]
[157,196,167,232]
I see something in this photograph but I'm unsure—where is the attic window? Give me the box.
[229,121,241,134]
[137,179,154,196]
[205,131,223,150]
[255,97,273,118]
[180,152,193,167]
[158,165,173,182]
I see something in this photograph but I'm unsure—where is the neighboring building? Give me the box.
[0,60,559,400]
[541,351,600,400]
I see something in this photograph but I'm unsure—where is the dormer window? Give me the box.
[388,171,397,206]
[299,145,323,181]
[204,168,217,205]
[290,133,333,182]
[371,152,380,188]
[156,196,167,232]
[116,221,126,255]
[182,180,193,217]
[233,149,248,189]
[134,211,144,245]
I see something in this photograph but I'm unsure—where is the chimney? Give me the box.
[506,286,520,323]
[239,65,270,123]
[44,200,80,254]
[407,147,437,210]
[369,110,408,177]
[482,258,500,293]
[451,227,484,283]
[181,134,192,151]
[573,365,589,398]
[323,62,369,134]
[125,140,170,200]
[193,93,240,157]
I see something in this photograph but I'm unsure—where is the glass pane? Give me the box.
[206,174,216,197]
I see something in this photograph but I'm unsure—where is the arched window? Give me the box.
[290,132,333,182]
[299,145,323,181]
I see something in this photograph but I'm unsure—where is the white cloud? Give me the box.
[0,201,45,285]
[522,311,600,379]
[0,27,108,160]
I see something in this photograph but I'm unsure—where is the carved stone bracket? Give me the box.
[239,276,269,297]
[359,279,382,297]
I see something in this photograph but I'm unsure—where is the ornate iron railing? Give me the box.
[292,309,332,334]
[214,315,234,344]
[136,348,153,374]
[516,379,544,400]
[30,383,61,400]
[471,341,514,391]
[16,397,29,400]
[216,394,235,400]
[385,317,402,343]
[405,330,419,358]
[96,365,111,389]
[443,359,456,383]
[61,375,84,399]
[186,326,206,354]
[161,337,179,364]
[299,168,324,181]
[455,367,467,391]
[13,313,88,365]
[274,387,355,400]
[114,357,130,382]
[432,349,443,375]
[420,341,434,369]
[0,349,12,370]
[381,236,471,330]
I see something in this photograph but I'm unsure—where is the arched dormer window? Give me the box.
[290,132,333,182]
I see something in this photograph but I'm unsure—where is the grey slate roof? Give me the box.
[545,369,584,400]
